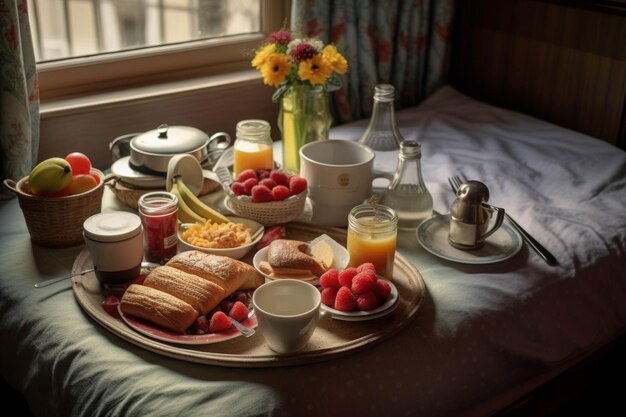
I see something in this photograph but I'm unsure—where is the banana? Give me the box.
[173,175,230,224]
[28,157,73,195]
[170,182,206,224]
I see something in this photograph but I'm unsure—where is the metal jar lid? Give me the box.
[131,124,209,155]
[83,211,142,242]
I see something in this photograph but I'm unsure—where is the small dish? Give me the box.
[320,279,400,321]
[253,234,350,282]
[118,306,257,345]
[166,154,204,196]
[417,214,523,264]
[178,216,264,260]
[111,156,165,188]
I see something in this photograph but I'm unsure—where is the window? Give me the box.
[31,0,290,101]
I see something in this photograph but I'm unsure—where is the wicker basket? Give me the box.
[3,169,105,247]
[225,190,307,225]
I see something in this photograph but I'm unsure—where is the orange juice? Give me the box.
[233,142,273,177]
[347,204,399,280]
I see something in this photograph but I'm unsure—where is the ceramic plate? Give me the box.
[118,306,257,346]
[111,156,166,188]
[320,280,400,321]
[253,234,350,282]
[416,214,523,264]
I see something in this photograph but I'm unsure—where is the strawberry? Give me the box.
[220,300,234,315]
[229,301,249,322]
[259,178,277,190]
[231,181,247,196]
[251,184,273,202]
[256,169,271,180]
[321,287,338,307]
[236,168,257,183]
[209,311,232,333]
[243,177,259,195]
[357,291,380,311]
[256,225,287,249]
[320,268,340,289]
[334,286,357,312]
[190,315,209,334]
[289,175,308,195]
[356,262,377,275]
[271,185,291,201]
[374,279,392,300]
[351,272,376,294]
[338,267,359,288]
[269,170,290,187]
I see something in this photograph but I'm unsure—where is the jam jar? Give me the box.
[138,191,178,263]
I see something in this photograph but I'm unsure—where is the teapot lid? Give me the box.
[131,124,209,155]
[456,180,490,204]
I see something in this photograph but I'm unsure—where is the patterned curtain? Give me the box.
[292,0,454,125]
[0,0,39,198]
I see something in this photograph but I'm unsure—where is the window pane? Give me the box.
[28,0,262,62]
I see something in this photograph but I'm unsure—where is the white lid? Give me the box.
[83,211,142,242]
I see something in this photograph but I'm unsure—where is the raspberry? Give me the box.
[321,287,338,307]
[231,181,247,196]
[338,267,359,287]
[289,175,308,195]
[351,272,376,294]
[374,279,392,300]
[269,170,290,186]
[229,301,249,322]
[334,286,357,312]
[251,184,273,202]
[190,315,209,334]
[243,177,259,195]
[259,178,277,189]
[271,185,291,201]
[320,268,340,289]
[209,311,232,333]
[356,262,377,275]
[357,291,381,311]
[256,169,271,180]
[236,168,257,182]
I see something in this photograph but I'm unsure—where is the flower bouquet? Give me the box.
[251,30,348,172]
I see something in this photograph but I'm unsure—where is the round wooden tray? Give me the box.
[72,223,426,367]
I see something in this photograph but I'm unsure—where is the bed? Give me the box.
[1,84,625,416]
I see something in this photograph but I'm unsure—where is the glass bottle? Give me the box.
[358,84,402,173]
[382,140,433,230]
[138,191,179,263]
[233,119,274,177]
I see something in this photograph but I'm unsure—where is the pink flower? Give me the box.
[266,30,292,45]
[290,43,317,62]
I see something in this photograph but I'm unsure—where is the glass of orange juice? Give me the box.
[347,203,398,279]
[233,120,274,177]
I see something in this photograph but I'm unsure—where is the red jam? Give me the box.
[138,192,178,263]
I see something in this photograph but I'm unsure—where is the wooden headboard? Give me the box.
[449,0,626,150]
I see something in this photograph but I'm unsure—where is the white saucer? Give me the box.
[417,214,522,264]
[111,156,165,188]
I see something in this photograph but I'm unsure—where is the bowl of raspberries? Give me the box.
[223,168,309,225]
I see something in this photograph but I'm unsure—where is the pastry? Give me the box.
[260,239,328,279]
[120,284,198,334]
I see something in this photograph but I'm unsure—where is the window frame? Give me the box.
[37,0,290,102]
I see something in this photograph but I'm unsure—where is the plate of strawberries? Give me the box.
[318,262,400,321]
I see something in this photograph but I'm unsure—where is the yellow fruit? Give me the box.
[28,157,73,195]
[173,175,230,224]
[170,183,205,224]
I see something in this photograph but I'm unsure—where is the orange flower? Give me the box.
[322,45,348,74]
[260,54,291,87]
[298,54,332,85]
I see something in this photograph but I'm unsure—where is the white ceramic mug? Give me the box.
[252,279,321,354]
[300,140,384,227]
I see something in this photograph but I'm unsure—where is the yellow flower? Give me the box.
[322,45,348,74]
[260,53,291,87]
[251,43,276,69]
[298,54,332,85]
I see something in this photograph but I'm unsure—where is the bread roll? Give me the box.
[143,265,226,315]
[120,284,198,334]
[265,239,328,277]
[166,250,264,295]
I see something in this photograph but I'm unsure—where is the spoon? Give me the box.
[34,262,159,288]
[228,311,255,338]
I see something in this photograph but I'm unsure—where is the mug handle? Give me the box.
[371,169,394,195]
[206,131,232,151]
[479,203,505,241]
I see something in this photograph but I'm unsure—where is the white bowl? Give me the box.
[177,216,264,259]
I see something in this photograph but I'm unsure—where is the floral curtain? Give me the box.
[291,0,454,125]
[0,0,39,198]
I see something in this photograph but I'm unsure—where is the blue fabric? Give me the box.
[0,0,39,198]
[291,0,453,124]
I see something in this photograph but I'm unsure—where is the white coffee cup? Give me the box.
[300,140,383,227]
[252,279,321,354]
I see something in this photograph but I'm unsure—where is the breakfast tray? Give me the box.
[72,223,426,367]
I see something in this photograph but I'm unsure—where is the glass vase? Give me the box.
[278,85,332,173]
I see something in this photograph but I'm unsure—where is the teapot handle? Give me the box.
[479,203,505,241]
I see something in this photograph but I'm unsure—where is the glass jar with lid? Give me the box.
[138,191,179,263]
[233,119,274,177]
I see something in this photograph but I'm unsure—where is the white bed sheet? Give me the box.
[1,86,625,417]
